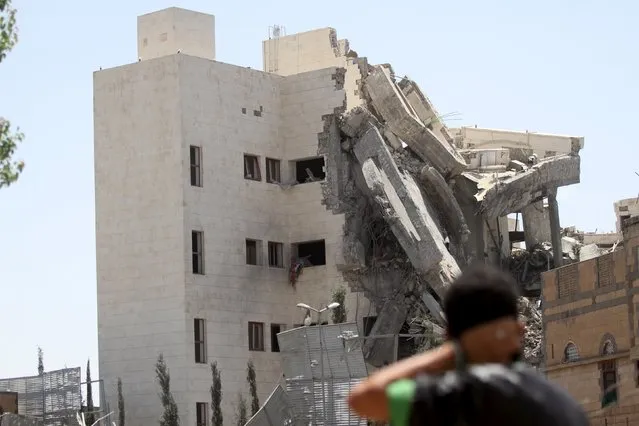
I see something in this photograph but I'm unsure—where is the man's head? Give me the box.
[443,263,524,362]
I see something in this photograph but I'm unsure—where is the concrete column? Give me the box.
[547,189,562,267]
[522,201,551,249]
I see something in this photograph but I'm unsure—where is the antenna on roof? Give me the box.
[268,25,286,40]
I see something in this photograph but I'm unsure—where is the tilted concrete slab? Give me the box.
[419,165,470,244]
[363,66,467,178]
[397,77,454,146]
[351,125,460,298]
[476,154,580,218]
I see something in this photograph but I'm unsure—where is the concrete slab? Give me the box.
[352,125,460,298]
[476,154,580,218]
[363,66,467,178]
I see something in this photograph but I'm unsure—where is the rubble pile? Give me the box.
[319,61,582,366]
[519,296,543,365]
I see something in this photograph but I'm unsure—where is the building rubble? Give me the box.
[319,60,585,367]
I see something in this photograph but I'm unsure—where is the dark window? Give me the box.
[244,154,261,181]
[363,316,377,337]
[194,318,206,363]
[196,402,207,426]
[268,242,283,268]
[600,360,618,405]
[294,157,325,184]
[246,239,260,265]
[266,158,281,183]
[249,322,265,351]
[619,206,629,212]
[271,324,286,352]
[190,146,202,187]
[192,231,204,274]
[293,240,326,267]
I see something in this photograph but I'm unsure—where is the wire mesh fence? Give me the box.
[0,369,109,426]
[246,321,433,426]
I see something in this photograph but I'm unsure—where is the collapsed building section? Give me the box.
[315,51,585,367]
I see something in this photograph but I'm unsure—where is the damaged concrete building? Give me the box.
[94,7,584,425]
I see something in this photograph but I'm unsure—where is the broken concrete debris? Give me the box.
[317,54,583,368]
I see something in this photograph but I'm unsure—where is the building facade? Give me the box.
[615,197,639,234]
[542,216,639,424]
[94,8,372,425]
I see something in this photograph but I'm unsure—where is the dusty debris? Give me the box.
[316,52,583,367]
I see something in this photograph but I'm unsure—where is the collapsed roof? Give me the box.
[319,61,583,366]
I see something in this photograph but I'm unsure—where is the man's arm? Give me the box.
[348,318,522,421]
[347,343,456,420]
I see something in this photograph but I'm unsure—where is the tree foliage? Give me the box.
[37,347,44,376]
[246,360,259,416]
[234,393,247,426]
[86,360,95,425]
[331,286,347,324]
[210,362,223,426]
[117,377,125,426]
[155,353,179,426]
[0,0,24,188]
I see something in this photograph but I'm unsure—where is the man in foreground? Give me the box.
[348,264,588,425]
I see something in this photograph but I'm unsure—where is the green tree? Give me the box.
[234,393,247,426]
[117,377,125,426]
[331,286,347,324]
[210,362,223,426]
[155,353,179,426]
[37,347,44,376]
[86,359,95,425]
[246,360,259,415]
[0,0,25,188]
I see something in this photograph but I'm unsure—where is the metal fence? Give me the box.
[0,368,82,426]
[246,323,434,426]
[0,413,43,426]
[244,385,296,426]
[278,323,369,426]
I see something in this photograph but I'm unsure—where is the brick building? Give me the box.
[542,216,639,424]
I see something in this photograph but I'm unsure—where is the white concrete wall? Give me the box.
[138,8,215,61]
[95,54,372,426]
[94,55,189,425]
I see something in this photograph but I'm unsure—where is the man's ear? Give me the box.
[517,320,525,337]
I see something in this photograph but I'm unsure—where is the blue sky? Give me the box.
[0,0,637,382]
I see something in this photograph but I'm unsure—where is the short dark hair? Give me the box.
[443,263,519,339]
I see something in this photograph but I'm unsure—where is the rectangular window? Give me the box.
[194,318,206,364]
[271,323,286,352]
[196,402,208,426]
[244,154,261,181]
[268,242,283,268]
[248,322,265,351]
[190,146,202,187]
[192,231,204,275]
[293,157,325,184]
[266,158,281,183]
[291,240,326,267]
[246,239,261,265]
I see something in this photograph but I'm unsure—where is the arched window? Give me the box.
[564,342,580,362]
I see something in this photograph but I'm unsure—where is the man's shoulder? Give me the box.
[413,363,589,425]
